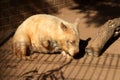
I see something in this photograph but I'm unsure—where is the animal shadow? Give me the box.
[100,34,120,56]
[74,38,91,59]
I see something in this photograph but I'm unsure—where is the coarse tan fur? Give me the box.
[85,18,120,56]
[13,14,80,60]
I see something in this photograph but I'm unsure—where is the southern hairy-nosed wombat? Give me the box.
[86,17,120,57]
[13,14,80,60]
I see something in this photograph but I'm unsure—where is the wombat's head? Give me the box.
[58,19,80,57]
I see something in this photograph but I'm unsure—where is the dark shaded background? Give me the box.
[71,0,120,26]
[0,0,120,46]
[0,0,59,46]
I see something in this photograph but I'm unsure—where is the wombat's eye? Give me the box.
[67,40,76,45]
[70,40,76,44]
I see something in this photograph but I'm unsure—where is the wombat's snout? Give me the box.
[67,48,79,57]
[75,49,79,54]
[71,49,79,57]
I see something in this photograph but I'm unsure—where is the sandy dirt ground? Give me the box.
[0,5,120,80]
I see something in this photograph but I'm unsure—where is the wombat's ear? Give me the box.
[74,18,80,26]
[60,22,68,31]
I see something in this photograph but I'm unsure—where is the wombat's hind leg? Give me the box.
[13,43,31,60]
[20,46,31,60]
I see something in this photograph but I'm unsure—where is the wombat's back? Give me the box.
[14,14,74,40]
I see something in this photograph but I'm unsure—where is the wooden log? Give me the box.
[85,17,120,56]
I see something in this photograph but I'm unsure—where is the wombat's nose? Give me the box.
[74,49,79,55]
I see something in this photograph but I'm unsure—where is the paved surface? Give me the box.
[0,1,120,80]
[0,46,120,80]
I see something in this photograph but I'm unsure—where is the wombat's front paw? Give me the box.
[85,48,99,57]
[61,51,72,58]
